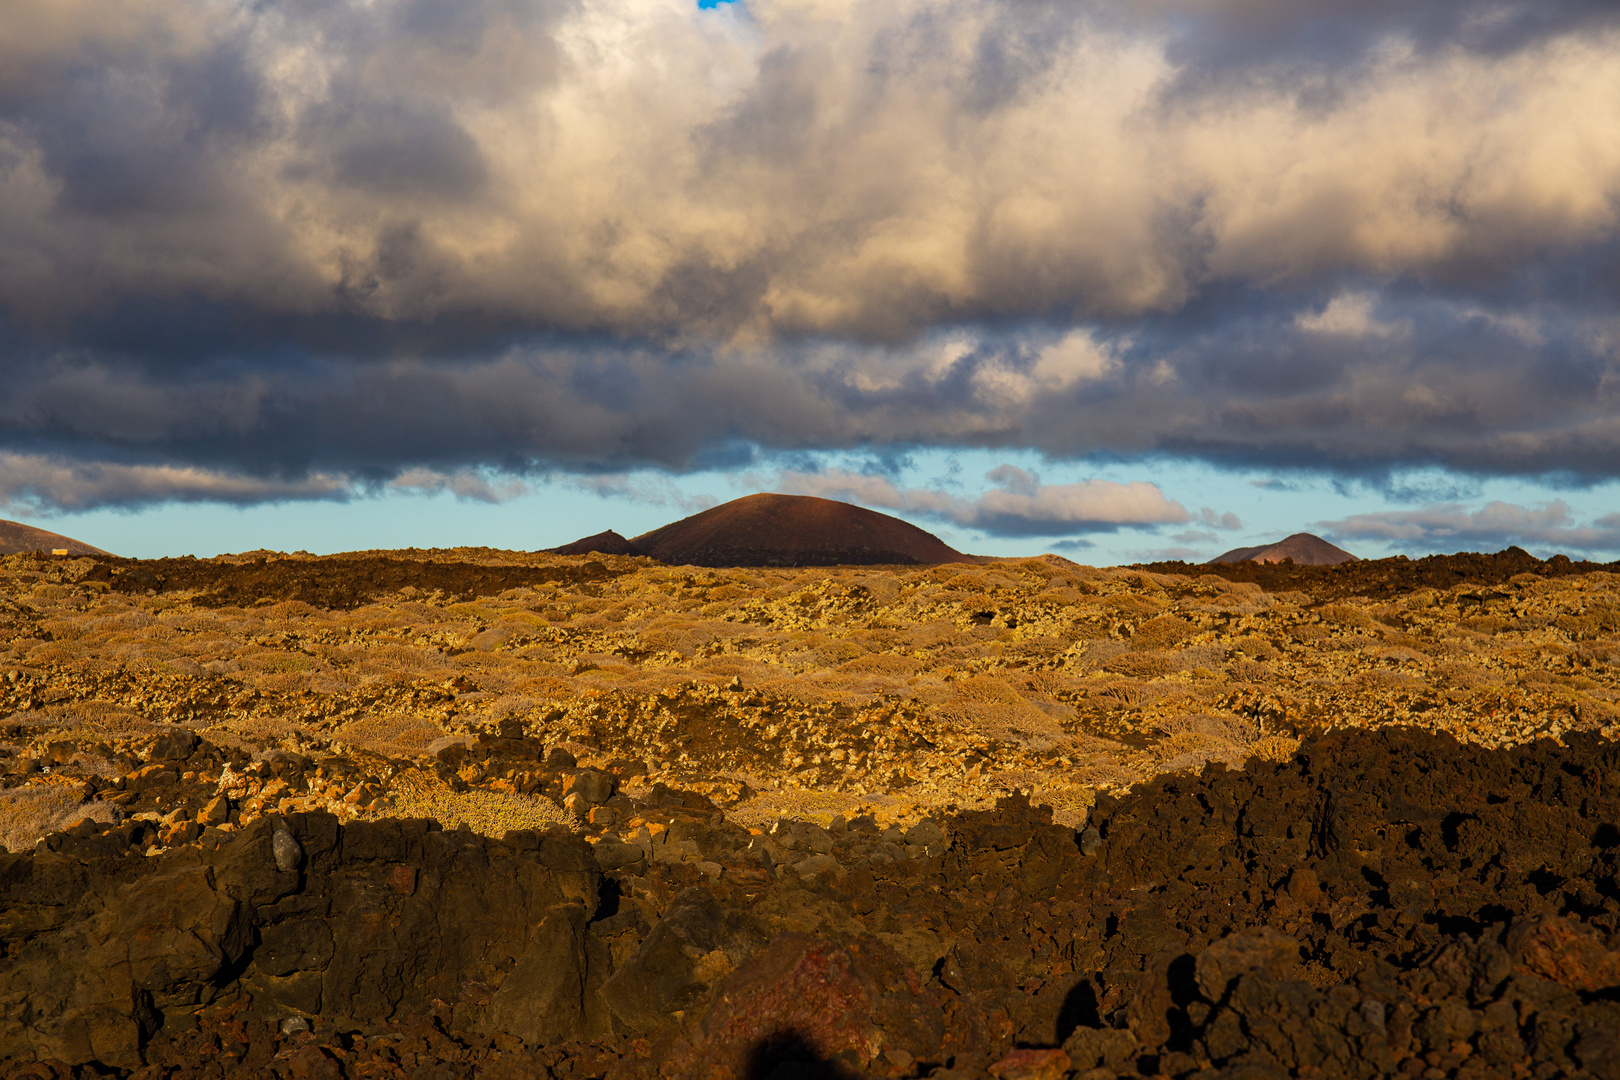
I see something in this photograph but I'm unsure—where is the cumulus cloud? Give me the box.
[0,0,1619,508]
[769,465,1193,538]
[387,469,531,503]
[1321,501,1620,556]
[567,474,719,514]
[1199,508,1244,530]
[0,453,348,514]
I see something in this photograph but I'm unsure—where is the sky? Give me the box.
[2,0,1619,564]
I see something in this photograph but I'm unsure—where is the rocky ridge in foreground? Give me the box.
[2,727,1618,1078]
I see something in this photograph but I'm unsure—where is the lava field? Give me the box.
[0,548,1616,1078]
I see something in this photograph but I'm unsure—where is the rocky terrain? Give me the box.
[0,543,1617,1077]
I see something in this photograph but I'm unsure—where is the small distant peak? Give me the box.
[545,530,642,557]
[1210,533,1357,566]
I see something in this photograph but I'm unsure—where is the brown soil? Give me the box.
[630,494,968,567]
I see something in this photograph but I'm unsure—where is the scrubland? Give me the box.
[1,547,1616,850]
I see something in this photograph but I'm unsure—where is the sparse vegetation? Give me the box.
[0,548,1617,841]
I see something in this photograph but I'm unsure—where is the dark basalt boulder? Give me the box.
[0,814,601,1066]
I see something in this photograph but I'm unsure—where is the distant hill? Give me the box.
[1211,532,1357,566]
[544,530,641,557]
[623,493,967,568]
[0,518,112,556]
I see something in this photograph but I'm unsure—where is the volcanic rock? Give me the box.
[546,529,642,557]
[664,933,948,1079]
[630,493,966,567]
[0,518,111,556]
[1211,531,1358,565]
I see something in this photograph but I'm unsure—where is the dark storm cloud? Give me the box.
[1141,0,1620,70]
[0,0,1617,509]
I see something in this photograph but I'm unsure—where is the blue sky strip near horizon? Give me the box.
[3,0,1620,565]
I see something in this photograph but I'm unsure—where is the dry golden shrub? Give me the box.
[1366,645,1428,665]
[237,649,315,674]
[1232,635,1280,661]
[511,676,576,700]
[1105,593,1167,618]
[1040,587,1094,608]
[1104,652,1176,680]
[639,622,706,655]
[465,625,519,651]
[692,656,776,681]
[351,644,452,675]
[264,600,322,621]
[1132,614,1196,649]
[387,772,566,836]
[1159,711,1257,743]
[839,654,923,677]
[1226,659,1275,683]
[1356,670,1424,691]
[37,700,155,739]
[1092,679,1151,709]
[944,573,992,592]
[253,672,324,694]
[599,669,688,696]
[309,673,362,694]
[332,715,445,756]
[899,621,959,650]
[802,636,865,667]
[944,675,1069,747]
[1322,604,1373,628]
[1250,735,1302,761]
[0,784,119,852]
[24,644,76,666]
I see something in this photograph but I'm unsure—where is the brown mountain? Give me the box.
[544,530,642,557]
[629,493,967,568]
[0,518,112,557]
[1211,532,1358,566]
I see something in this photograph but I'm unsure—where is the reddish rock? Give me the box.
[1507,915,1620,992]
[287,1044,341,1080]
[389,865,418,896]
[667,933,946,1079]
[988,1048,1071,1080]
